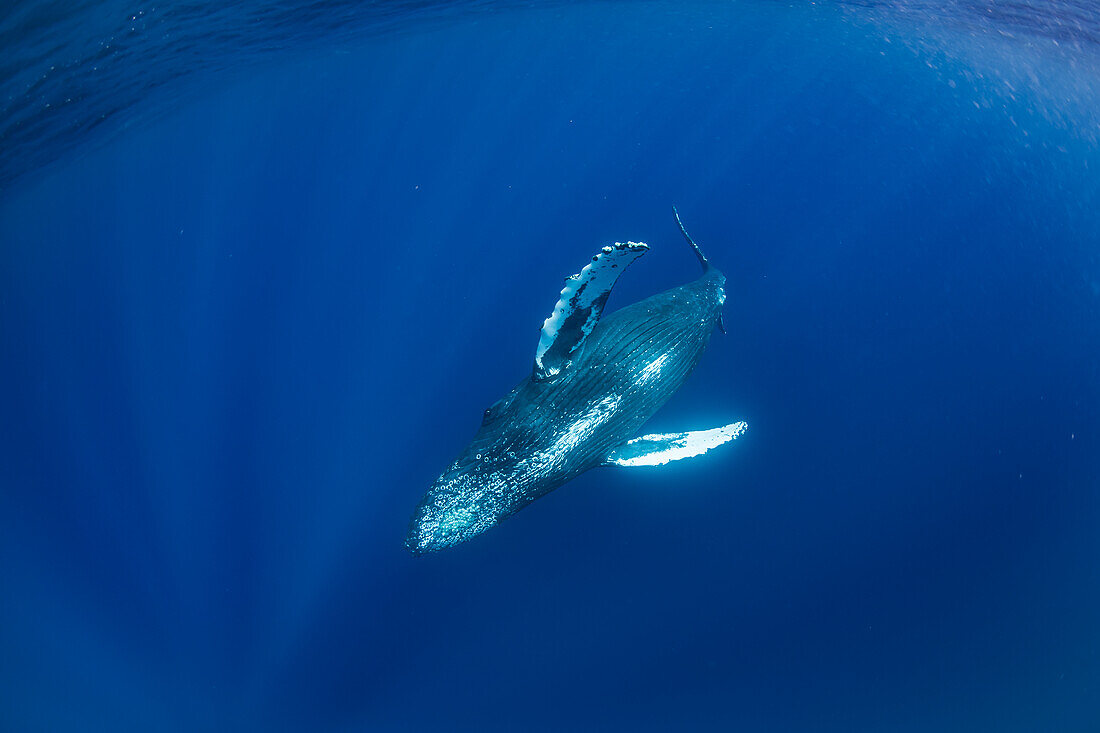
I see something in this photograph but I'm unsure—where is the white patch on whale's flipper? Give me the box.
[533,241,648,381]
[602,421,748,467]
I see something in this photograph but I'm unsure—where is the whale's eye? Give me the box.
[481,390,518,426]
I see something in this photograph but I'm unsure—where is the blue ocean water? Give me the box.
[2,1,1100,730]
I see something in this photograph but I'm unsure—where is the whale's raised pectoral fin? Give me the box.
[533,241,648,381]
[601,422,748,467]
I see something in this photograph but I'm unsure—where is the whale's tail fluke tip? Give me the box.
[672,205,710,272]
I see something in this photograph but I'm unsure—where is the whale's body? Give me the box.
[405,212,746,554]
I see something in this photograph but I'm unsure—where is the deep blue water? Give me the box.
[3,1,1100,731]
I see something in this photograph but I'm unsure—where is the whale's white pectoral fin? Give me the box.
[601,422,748,467]
[533,241,648,381]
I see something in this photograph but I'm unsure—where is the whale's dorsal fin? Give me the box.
[533,241,648,381]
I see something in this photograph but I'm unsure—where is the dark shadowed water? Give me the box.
[2,1,1099,731]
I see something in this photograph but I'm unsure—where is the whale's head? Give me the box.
[404,458,513,555]
[405,387,545,555]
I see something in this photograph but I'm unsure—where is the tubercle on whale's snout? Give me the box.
[404,461,518,555]
[404,509,427,556]
[405,496,449,556]
[404,532,429,556]
[404,503,498,556]
[404,499,428,553]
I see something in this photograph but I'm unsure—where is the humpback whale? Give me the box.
[405,209,747,554]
